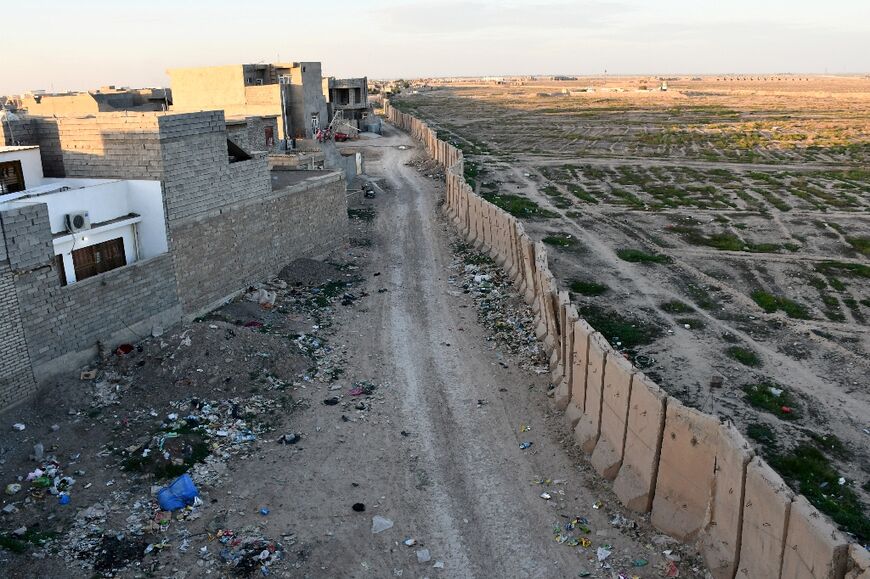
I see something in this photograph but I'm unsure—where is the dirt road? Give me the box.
[263,126,687,577]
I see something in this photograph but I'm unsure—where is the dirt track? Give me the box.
[278,126,692,577]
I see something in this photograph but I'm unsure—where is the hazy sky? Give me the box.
[3,0,868,94]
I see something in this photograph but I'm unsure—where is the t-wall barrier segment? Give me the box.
[382,100,867,578]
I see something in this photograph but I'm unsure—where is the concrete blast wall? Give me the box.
[383,99,868,579]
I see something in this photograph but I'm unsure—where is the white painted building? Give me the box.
[0,146,168,285]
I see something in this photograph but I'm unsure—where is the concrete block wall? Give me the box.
[0,203,182,386]
[158,112,274,224]
[384,99,868,578]
[0,261,36,408]
[171,173,347,316]
[0,110,349,408]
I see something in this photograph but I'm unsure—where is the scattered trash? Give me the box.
[781,406,792,414]
[520,424,531,432]
[58,494,71,505]
[5,483,22,495]
[349,381,378,396]
[632,558,649,567]
[80,370,97,380]
[592,501,603,509]
[260,508,270,516]
[610,513,636,529]
[403,538,416,547]
[540,492,552,500]
[596,546,611,562]
[519,441,533,450]
[371,515,394,534]
[352,503,366,512]
[323,397,340,406]
[115,343,134,356]
[433,561,445,569]
[665,560,680,577]
[278,433,301,445]
[416,549,431,563]
[156,474,199,511]
[12,423,25,431]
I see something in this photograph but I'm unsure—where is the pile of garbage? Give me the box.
[116,395,284,489]
[5,459,77,506]
[449,242,546,372]
[212,527,285,576]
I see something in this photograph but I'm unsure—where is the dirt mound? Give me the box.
[278,258,342,286]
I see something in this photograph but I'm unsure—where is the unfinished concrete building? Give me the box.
[167,63,329,142]
[0,110,348,410]
[323,77,371,129]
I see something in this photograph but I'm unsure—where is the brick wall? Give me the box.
[1,117,65,176]
[171,173,347,315]
[246,116,279,152]
[0,203,182,384]
[1,114,163,179]
[0,110,349,408]
[0,261,36,409]
[54,114,164,179]
[158,112,273,224]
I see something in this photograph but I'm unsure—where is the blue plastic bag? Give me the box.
[157,474,199,511]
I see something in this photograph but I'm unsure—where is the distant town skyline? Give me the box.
[3,0,868,94]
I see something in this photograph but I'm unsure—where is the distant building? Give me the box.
[323,77,370,128]
[168,63,329,142]
[17,87,171,115]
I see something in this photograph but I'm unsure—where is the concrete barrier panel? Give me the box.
[613,373,666,512]
[736,457,794,579]
[519,234,536,305]
[700,422,754,579]
[552,304,578,411]
[565,319,594,427]
[781,495,849,579]
[590,353,635,479]
[651,401,719,541]
[847,544,870,578]
[506,217,520,281]
[533,244,549,337]
[573,333,610,453]
[550,292,570,384]
[541,274,559,358]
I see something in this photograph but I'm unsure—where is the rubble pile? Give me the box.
[449,241,547,372]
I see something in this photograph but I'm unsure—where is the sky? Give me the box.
[2,0,869,94]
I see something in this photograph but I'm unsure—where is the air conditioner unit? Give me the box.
[65,211,91,233]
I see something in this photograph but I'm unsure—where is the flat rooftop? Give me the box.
[270,169,335,191]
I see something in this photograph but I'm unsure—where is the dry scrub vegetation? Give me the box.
[394,75,870,541]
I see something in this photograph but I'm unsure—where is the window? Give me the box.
[0,160,25,193]
[264,126,274,147]
[72,237,126,282]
